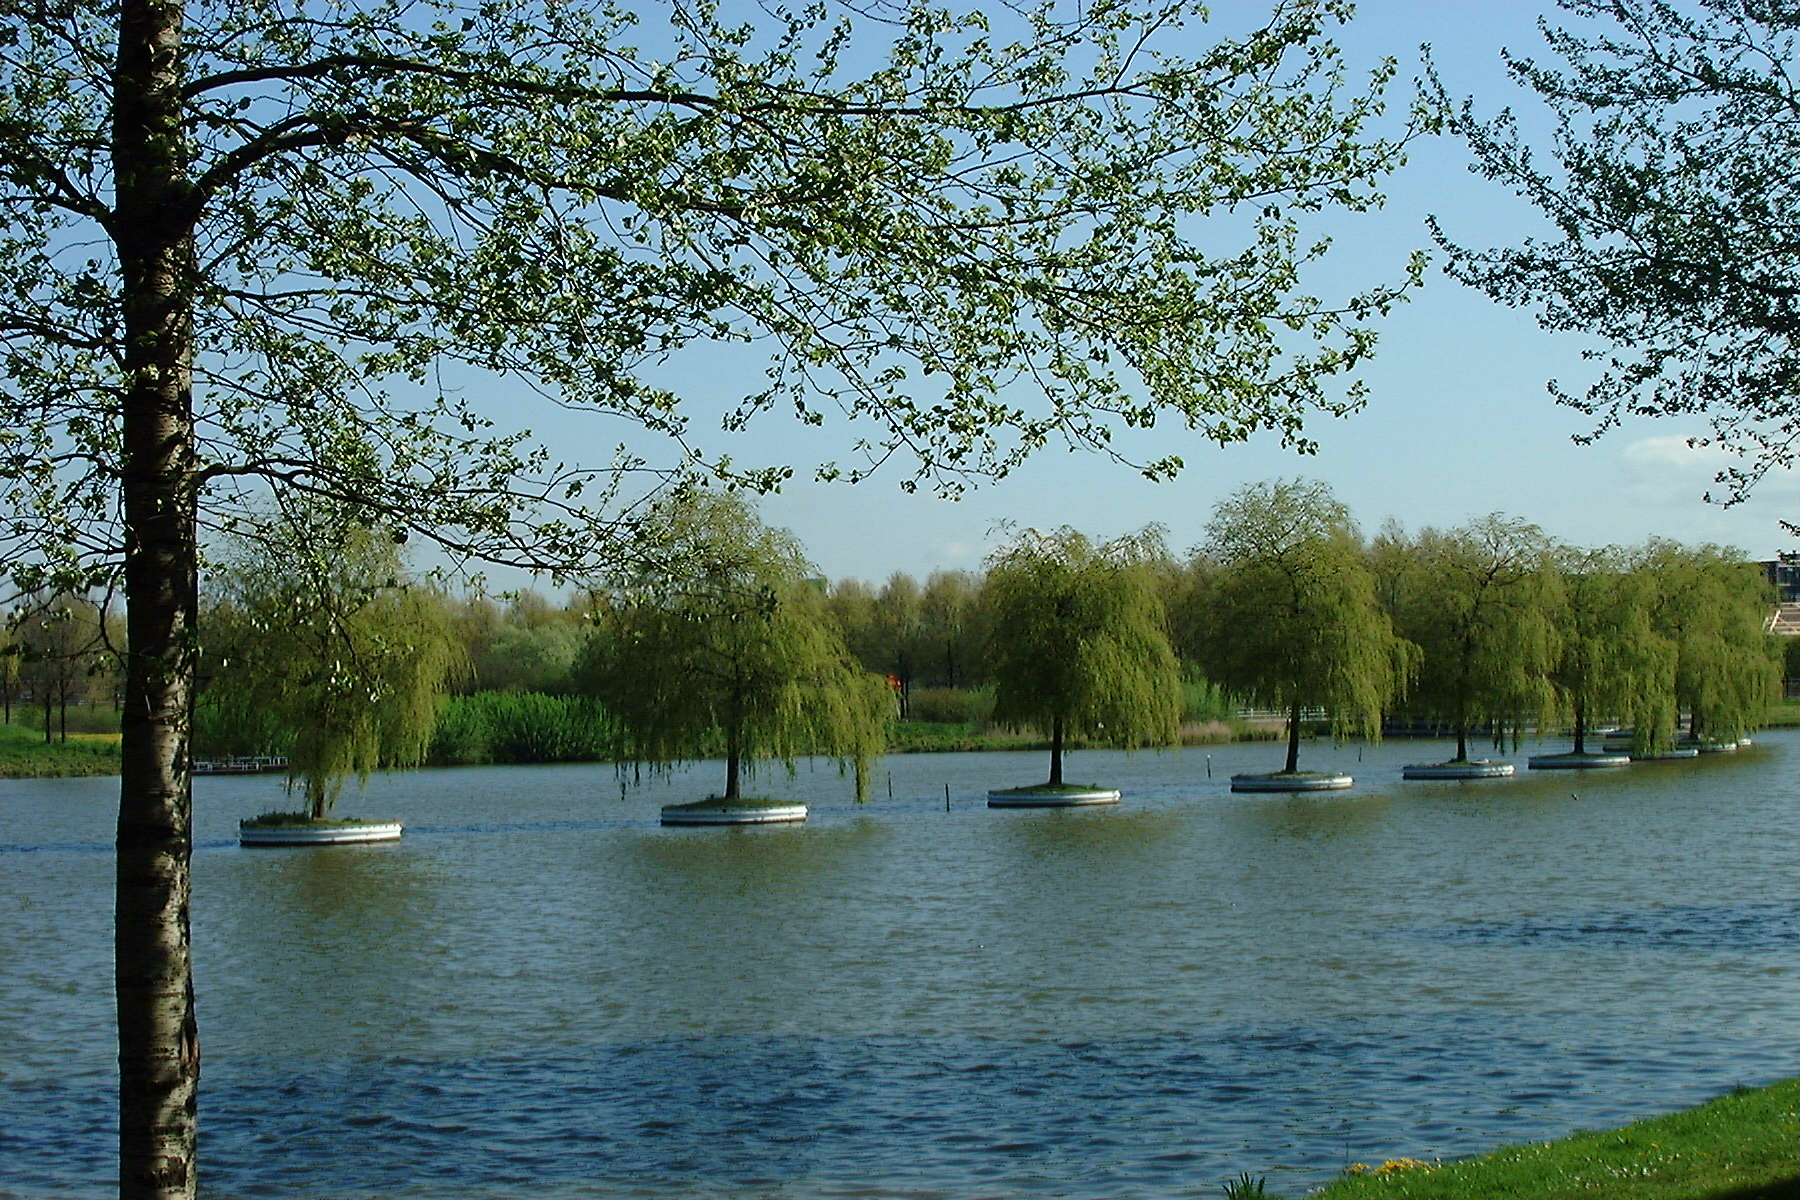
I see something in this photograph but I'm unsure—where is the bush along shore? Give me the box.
[1230,1079,1797,1200]
[7,708,1269,780]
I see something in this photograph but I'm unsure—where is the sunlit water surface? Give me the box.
[1,733,1794,1198]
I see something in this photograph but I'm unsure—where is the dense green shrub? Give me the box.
[192,688,288,757]
[907,686,994,724]
[1181,674,1236,724]
[429,692,619,765]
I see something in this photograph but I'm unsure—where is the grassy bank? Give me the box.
[1286,1079,1797,1200]
[0,722,121,778]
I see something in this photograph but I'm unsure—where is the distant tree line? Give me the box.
[173,478,1787,771]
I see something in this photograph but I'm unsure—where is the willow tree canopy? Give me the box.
[984,525,1182,786]
[1198,478,1415,772]
[579,492,888,802]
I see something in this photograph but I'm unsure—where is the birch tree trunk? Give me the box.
[114,0,202,1194]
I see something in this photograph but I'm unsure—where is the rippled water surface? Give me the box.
[2,734,1795,1198]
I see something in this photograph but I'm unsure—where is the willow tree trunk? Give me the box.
[724,686,743,800]
[724,739,743,800]
[115,0,203,1195]
[1285,695,1302,774]
[1454,650,1472,762]
[1048,715,1065,785]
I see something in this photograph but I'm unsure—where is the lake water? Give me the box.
[1,733,1795,1198]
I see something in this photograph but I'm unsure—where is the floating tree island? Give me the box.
[1527,752,1631,770]
[987,783,1121,808]
[660,797,809,826]
[1229,771,1353,793]
[1401,760,1516,780]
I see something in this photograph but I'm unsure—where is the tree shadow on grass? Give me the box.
[1702,1179,1800,1200]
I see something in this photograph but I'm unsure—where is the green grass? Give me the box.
[0,722,121,778]
[1763,700,1800,729]
[1303,1079,1797,1200]
[884,721,1039,753]
[5,704,123,737]
[661,796,801,811]
[239,811,396,828]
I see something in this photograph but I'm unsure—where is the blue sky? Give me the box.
[494,0,1798,586]
[751,0,1796,582]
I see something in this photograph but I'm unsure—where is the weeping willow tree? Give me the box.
[1391,515,1562,762]
[1635,540,1779,746]
[983,526,1182,787]
[579,492,889,804]
[1198,478,1415,775]
[204,512,463,819]
[1547,544,1674,754]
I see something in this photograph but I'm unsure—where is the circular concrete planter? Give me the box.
[987,786,1121,808]
[239,820,403,846]
[1631,747,1700,760]
[1527,752,1630,770]
[660,800,808,826]
[1402,760,1515,780]
[1230,772,1353,793]
[1682,740,1740,754]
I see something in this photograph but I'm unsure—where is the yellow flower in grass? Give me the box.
[1372,1158,1437,1174]
[1346,1158,1437,1176]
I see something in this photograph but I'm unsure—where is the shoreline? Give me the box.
[1301,1079,1797,1200]
[7,708,1796,780]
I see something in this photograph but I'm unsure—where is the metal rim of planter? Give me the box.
[1229,773,1353,793]
[1526,753,1631,770]
[660,803,809,826]
[986,788,1122,808]
[1401,762,1516,780]
[238,821,404,846]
